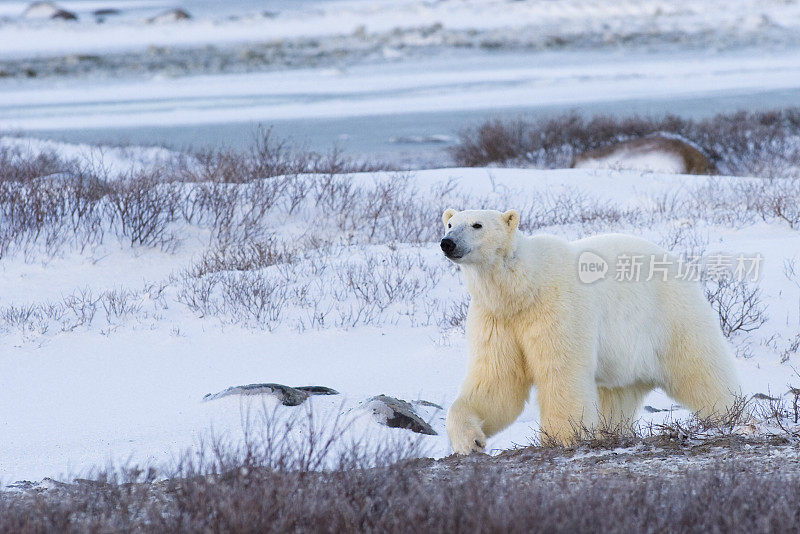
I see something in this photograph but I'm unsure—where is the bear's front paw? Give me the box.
[449,425,487,455]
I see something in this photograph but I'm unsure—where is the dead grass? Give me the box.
[3,396,800,533]
[451,109,800,177]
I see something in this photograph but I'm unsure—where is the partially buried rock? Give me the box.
[203,383,339,406]
[294,385,339,395]
[22,1,77,20]
[147,8,191,23]
[571,134,716,175]
[93,8,121,16]
[366,395,437,435]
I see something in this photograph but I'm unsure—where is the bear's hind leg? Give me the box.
[660,328,740,418]
[598,384,650,432]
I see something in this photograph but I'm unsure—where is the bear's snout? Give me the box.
[440,238,456,256]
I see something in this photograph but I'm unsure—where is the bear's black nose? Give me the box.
[440,238,456,255]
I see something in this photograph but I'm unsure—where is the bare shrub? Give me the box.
[218,272,289,328]
[519,189,640,233]
[657,222,708,256]
[438,295,470,332]
[740,176,800,229]
[451,109,800,177]
[177,127,391,185]
[100,288,144,324]
[106,170,180,249]
[61,288,100,330]
[0,304,50,336]
[0,160,109,258]
[337,255,429,312]
[176,270,289,329]
[449,118,529,167]
[704,276,768,339]
[189,237,299,277]
[0,145,66,183]
[175,274,220,317]
[0,129,398,260]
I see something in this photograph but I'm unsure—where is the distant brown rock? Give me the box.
[571,134,716,175]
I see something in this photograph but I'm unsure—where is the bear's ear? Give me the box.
[502,209,520,231]
[442,208,457,227]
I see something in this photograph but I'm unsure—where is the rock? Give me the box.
[147,8,191,23]
[752,392,780,401]
[93,8,120,16]
[413,399,444,410]
[571,134,716,175]
[38,477,67,490]
[22,1,77,20]
[294,385,339,395]
[203,383,338,405]
[366,394,437,435]
[6,480,37,491]
[644,404,683,413]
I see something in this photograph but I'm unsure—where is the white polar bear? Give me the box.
[441,208,740,455]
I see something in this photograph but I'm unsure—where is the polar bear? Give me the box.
[441,208,740,455]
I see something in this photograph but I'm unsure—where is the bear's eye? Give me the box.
[472,223,482,229]
[448,223,451,228]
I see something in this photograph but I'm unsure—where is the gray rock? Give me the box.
[413,399,444,410]
[22,1,77,20]
[366,395,437,435]
[752,392,780,401]
[294,385,339,395]
[93,8,120,16]
[147,8,191,23]
[644,404,684,413]
[203,383,339,405]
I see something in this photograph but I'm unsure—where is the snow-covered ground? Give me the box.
[2,138,800,485]
[2,0,800,490]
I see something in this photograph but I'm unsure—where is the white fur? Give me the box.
[441,209,740,454]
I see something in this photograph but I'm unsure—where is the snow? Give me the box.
[573,149,687,174]
[0,0,799,59]
[2,142,800,484]
[2,0,800,487]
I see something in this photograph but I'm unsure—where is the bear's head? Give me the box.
[440,208,519,265]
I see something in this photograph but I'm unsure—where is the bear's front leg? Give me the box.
[447,320,531,454]
[446,400,487,454]
[536,364,599,445]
